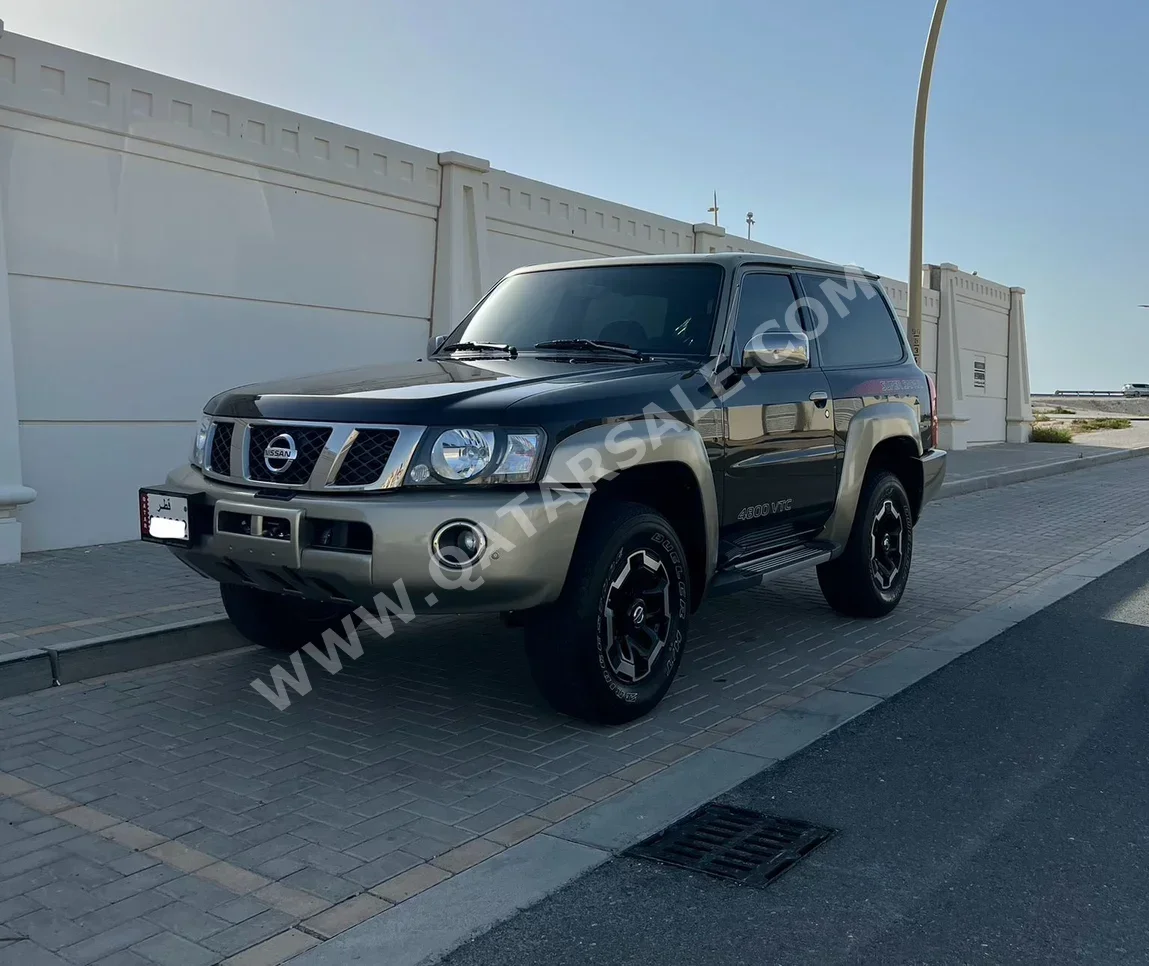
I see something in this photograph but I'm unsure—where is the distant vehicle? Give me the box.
[1123,384,1149,397]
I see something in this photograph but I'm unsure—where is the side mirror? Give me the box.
[739,330,810,371]
[427,334,448,356]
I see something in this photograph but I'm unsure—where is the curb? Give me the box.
[0,616,243,698]
[50,616,243,683]
[0,649,55,699]
[939,445,1149,499]
[293,523,1149,966]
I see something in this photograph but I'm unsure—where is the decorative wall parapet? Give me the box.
[0,31,442,209]
[480,168,695,257]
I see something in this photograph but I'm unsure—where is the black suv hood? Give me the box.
[205,355,704,425]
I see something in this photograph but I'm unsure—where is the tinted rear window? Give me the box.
[797,272,905,368]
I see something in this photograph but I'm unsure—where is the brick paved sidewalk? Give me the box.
[3,443,1145,660]
[0,459,1148,965]
[0,544,219,658]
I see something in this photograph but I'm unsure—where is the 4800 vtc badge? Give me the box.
[737,498,794,521]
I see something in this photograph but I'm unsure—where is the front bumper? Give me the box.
[918,447,947,510]
[149,466,589,613]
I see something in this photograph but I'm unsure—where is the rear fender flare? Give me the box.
[818,401,922,554]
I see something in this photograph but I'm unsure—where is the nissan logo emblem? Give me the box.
[263,433,298,474]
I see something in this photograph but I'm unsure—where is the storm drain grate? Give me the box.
[626,803,835,887]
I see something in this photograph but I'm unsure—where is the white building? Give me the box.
[0,30,1032,563]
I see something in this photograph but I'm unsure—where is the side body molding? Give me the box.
[818,401,923,555]
[542,420,720,584]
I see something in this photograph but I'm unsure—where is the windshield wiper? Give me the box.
[440,342,518,357]
[534,339,646,361]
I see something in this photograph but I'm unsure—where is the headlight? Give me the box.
[190,415,212,468]
[430,429,496,481]
[408,429,544,485]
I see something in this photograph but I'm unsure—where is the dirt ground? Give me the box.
[1069,420,1149,449]
[1029,395,1149,449]
[1032,395,1149,419]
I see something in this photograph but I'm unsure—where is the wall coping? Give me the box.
[438,152,490,173]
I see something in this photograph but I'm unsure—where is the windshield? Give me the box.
[441,263,725,357]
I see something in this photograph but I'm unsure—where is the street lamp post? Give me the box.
[908,0,949,365]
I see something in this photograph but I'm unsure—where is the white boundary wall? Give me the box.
[0,32,1031,560]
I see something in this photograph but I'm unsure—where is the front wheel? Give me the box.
[525,501,690,725]
[817,469,913,618]
[220,583,354,652]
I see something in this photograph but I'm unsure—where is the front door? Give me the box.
[719,270,838,556]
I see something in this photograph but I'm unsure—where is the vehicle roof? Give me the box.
[504,250,880,280]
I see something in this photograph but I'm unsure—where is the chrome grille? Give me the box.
[199,419,425,492]
[334,430,400,487]
[247,425,332,485]
[208,422,233,476]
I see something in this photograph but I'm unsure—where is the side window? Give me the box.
[797,272,905,368]
[732,273,802,352]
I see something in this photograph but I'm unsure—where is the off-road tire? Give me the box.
[220,583,354,653]
[525,501,690,725]
[817,469,913,618]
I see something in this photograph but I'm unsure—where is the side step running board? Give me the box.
[707,542,835,598]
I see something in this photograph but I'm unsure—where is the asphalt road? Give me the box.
[441,551,1149,966]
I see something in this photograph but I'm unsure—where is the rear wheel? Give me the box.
[525,501,690,724]
[220,583,354,652]
[817,469,913,618]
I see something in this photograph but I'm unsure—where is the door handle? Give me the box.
[809,391,829,406]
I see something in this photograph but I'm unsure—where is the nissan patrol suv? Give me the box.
[140,253,945,723]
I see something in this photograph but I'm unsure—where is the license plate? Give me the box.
[140,491,190,543]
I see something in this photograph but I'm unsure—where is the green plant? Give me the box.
[1030,425,1073,443]
[1047,406,1076,415]
[1033,413,1052,422]
[1071,418,1132,432]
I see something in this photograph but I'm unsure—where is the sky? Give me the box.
[5,0,1147,391]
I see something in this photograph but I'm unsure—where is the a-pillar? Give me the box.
[930,262,969,451]
[430,152,492,340]
[1005,286,1033,443]
[692,223,726,253]
[0,179,35,563]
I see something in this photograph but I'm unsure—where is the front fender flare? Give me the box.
[542,420,720,585]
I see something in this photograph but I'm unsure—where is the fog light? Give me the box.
[431,521,487,570]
